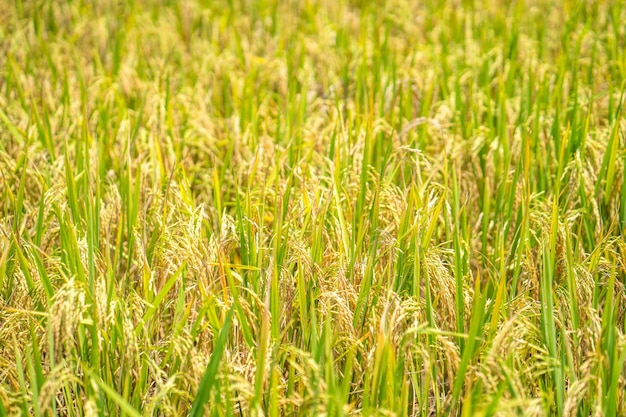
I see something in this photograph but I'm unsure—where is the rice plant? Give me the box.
[0,0,625,416]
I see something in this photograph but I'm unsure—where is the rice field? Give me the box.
[1,0,625,415]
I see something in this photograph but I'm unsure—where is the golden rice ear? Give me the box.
[48,279,89,356]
